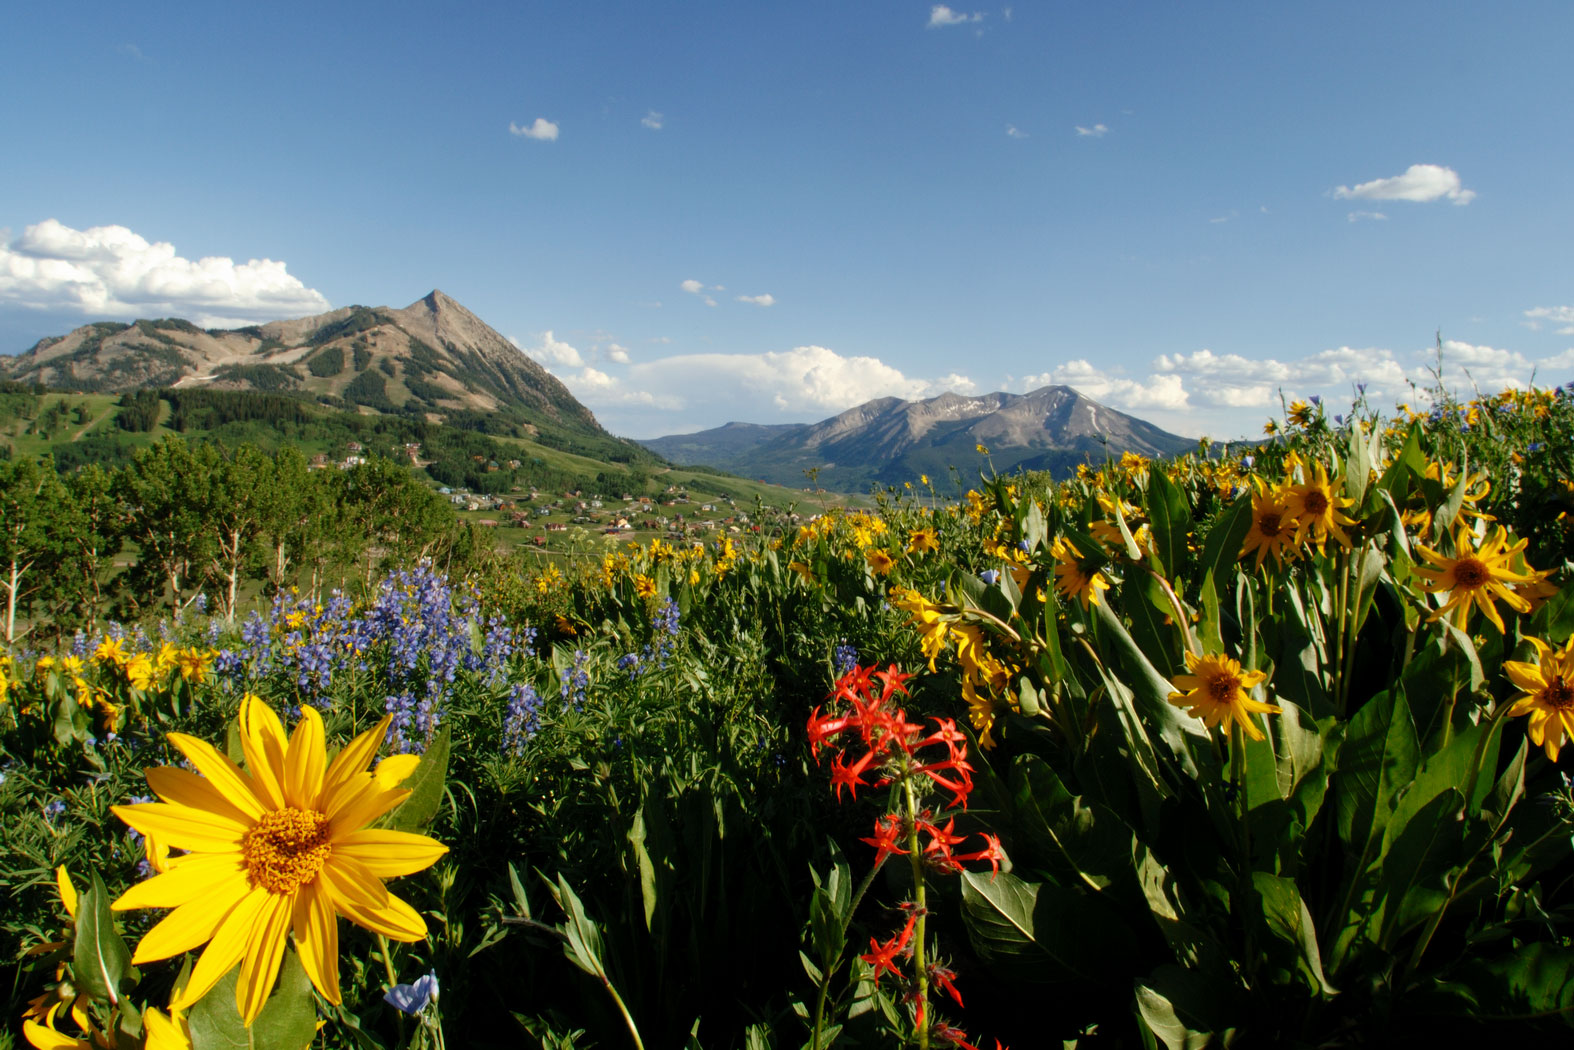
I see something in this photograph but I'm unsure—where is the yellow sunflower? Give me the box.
[1504,636,1574,761]
[865,548,895,576]
[907,528,939,555]
[111,699,447,1024]
[1239,481,1300,569]
[634,574,657,600]
[1413,526,1536,634]
[1287,400,1314,428]
[1050,536,1109,610]
[1286,462,1357,552]
[1167,650,1280,741]
[892,587,950,670]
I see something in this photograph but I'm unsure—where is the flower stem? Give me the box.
[902,775,930,1050]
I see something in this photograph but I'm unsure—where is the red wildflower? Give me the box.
[930,963,964,1007]
[955,832,1008,877]
[860,813,909,864]
[932,1022,981,1050]
[860,911,917,981]
[919,815,967,872]
[829,749,876,801]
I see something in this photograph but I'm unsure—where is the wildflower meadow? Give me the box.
[4,383,1574,1048]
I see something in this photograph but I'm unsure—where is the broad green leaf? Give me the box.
[1145,468,1191,581]
[188,952,317,1050]
[1134,965,1223,1050]
[959,870,1135,983]
[384,724,450,831]
[1011,754,1133,892]
[1251,872,1335,995]
[1373,787,1464,949]
[73,871,134,1005]
[1334,688,1418,854]
[1435,942,1574,1022]
[1199,493,1252,600]
[554,875,608,979]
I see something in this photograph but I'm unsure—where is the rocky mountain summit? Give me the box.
[0,290,600,431]
[642,386,1195,490]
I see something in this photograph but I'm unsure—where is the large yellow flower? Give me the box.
[1504,636,1574,761]
[1286,462,1357,552]
[1413,526,1536,634]
[1167,651,1279,741]
[1050,536,1109,610]
[1239,481,1300,570]
[111,699,447,1024]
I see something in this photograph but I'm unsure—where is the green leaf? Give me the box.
[1134,965,1222,1050]
[1145,468,1191,581]
[959,870,1135,983]
[1198,493,1252,599]
[188,951,318,1050]
[1334,688,1418,854]
[1372,787,1464,949]
[628,791,677,935]
[554,875,608,979]
[1011,754,1133,892]
[1435,942,1574,1021]
[384,725,450,831]
[72,871,135,1005]
[1251,872,1335,995]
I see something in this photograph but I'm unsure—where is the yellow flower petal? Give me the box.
[291,883,340,1005]
[111,803,248,854]
[236,892,293,1024]
[374,754,421,790]
[285,707,327,809]
[55,867,77,921]
[322,717,392,801]
[172,885,273,1011]
[165,734,268,822]
[130,874,252,964]
[237,698,289,810]
[113,853,248,912]
[320,863,426,941]
[332,829,449,878]
[327,780,411,835]
[144,767,257,827]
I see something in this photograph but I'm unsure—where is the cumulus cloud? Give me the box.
[1074,123,1108,138]
[606,343,631,364]
[1525,306,1574,335]
[516,330,585,368]
[928,5,983,26]
[641,110,663,130]
[1020,361,1190,411]
[735,293,776,307]
[1332,163,1475,205]
[680,278,720,307]
[550,343,974,434]
[509,118,560,141]
[0,218,330,327]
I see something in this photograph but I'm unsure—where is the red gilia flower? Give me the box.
[955,832,1007,877]
[860,911,917,981]
[930,963,964,1007]
[918,815,967,872]
[806,705,853,759]
[931,1022,982,1050]
[828,749,876,801]
[860,813,909,863]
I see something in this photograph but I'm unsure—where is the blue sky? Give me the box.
[3,1,1571,439]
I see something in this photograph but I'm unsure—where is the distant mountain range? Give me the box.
[640,386,1195,491]
[0,290,601,435]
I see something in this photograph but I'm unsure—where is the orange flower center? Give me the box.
[1546,675,1574,710]
[1453,557,1489,589]
[1206,671,1241,705]
[1302,490,1328,515]
[1257,512,1284,537]
[243,808,332,894]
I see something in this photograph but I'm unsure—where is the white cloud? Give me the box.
[606,343,631,364]
[1020,361,1190,411]
[680,278,721,307]
[1074,123,1108,138]
[1332,163,1475,205]
[509,118,559,141]
[928,5,983,26]
[1005,125,1027,139]
[518,330,584,369]
[735,293,776,307]
[1525,306,1574,335]
[1347,210,1388,222]
[641,110,663,130]
[0,218,330,326]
